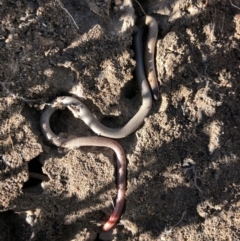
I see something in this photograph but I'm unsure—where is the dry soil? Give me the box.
[0,0,240,240]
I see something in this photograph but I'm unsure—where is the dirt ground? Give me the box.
[0,0,240,240]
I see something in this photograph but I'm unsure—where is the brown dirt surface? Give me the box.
[0,0,240,240]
